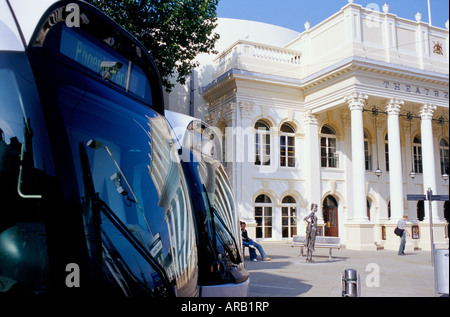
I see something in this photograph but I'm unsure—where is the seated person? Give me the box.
[240,221,271,262]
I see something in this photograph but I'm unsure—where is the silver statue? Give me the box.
[304,203,318,263]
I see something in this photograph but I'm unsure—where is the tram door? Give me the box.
[323,195,339,237]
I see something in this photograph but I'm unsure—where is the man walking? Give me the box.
[397,215,410,255]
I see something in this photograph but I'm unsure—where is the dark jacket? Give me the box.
[241,229,250,243]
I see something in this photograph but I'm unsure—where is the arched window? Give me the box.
[440,138,449,175]
[281,196,297,238]
[320,125,337,168]
[255,120,270,166]
[280,123,296,167]
[413,135,423,174]
[255,194,272,238]
[364,131,372,171]
[384,133,389,172]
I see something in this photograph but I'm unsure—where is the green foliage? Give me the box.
[87,0,220,92]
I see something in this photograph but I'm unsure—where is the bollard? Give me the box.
[342,269,359,297]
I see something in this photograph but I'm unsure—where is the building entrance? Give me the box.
[323,195,339,237]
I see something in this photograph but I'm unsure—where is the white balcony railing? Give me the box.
[214,40,302,67]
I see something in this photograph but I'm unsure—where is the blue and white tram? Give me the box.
[165,111,249,297]
[0,0,198,296]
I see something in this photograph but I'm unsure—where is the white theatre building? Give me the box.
[165,1,449,251]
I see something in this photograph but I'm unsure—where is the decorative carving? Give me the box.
[205,111,218,126]
[207,102,238,126]
[239,102,254,119]
[346,92,368,111]
[419,104,437,120]
[385,99,404,116]
[224,103,237,123]
[303,110,318,125]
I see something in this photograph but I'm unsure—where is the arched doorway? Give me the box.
[417,200,425,221]
[322,195,338,237]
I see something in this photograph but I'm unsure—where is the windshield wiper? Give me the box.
[212,207,242,265]
[202,182,242,265]
[93,194,174,296]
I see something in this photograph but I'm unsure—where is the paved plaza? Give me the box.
[244,242,448,297]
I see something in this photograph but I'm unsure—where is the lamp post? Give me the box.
[364,105,385,178]
[402,111,421,180]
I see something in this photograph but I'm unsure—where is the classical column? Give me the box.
[419,104,439,220]
[223,103,237,167]
[385,99,404,221]
[303,111,321,210]
[346,92,368,221]
[237,102,255,222]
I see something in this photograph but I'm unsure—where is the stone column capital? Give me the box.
[224,102,237,123]
[303,110,318,125]
[205,111,218,126]
[239,102,254,119]
[385,99,404,116]
[419,104,437,120]
[346,92,368,111]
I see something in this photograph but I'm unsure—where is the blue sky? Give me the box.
[217,0,449,31]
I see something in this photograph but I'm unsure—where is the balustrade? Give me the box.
[215,40,301,66]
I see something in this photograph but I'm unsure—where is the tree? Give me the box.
[87,0,220,92]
